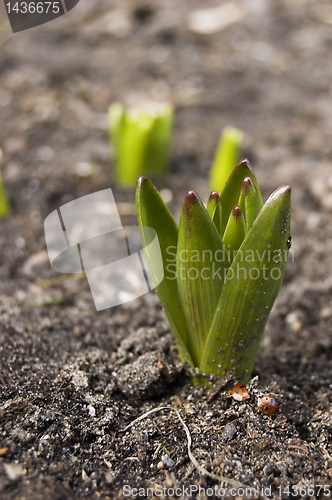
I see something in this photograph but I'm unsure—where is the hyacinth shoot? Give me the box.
[136,159,291,384]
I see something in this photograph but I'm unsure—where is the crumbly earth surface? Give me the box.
[0,1,332,498]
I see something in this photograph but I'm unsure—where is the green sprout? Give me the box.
[209,126,243,194]
[0,171,11,218]
[108,102,173,187]
[136,159,291,384]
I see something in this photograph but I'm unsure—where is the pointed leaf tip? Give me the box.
[184,190,201,209]
[241,175,262,231]
[207,191,222,233]
[276,184,291,196]
[208,191,220,201]
[136,176,146,187]
[242,176,254,194]
[219,157,263,235]
[187,190,199,198]
[236,158,251,169]
[232,205,242,220]
[268,184,291,203]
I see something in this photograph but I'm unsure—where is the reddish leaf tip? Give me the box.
[236,158,251,169]
[208,191,220,202]
[186,190,200,201]
[242,176,254,194]
[232,205,242,220]
[183,190,201,212]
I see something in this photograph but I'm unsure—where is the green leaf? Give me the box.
[136,177,194,368]
[219,159,263,236]
[237,185,245,215]
[206,191,222,235]
[213,202,222,236]
[176,191,229,366]
[200,185,291,382]
[0,172,11,218]
[209,126,243,193]
[222,206,246,262]
[242,177,262,230]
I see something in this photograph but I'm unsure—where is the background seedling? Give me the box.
[0,171,11,219]
[108,102,173,187]
[209,126,243,194]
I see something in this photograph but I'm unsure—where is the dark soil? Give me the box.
[1,0,332,498]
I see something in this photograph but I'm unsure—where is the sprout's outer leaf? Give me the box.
[136,177,194,368]
[176,191,229,366]
[223,206,246,262]
[145,105,173,177]
[200,185,291,382]
[219,159,263,236]
[210,126,243,193]
[242,177,262,230]
[0,172,11,218]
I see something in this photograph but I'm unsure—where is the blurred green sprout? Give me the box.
[0,171,11,218]
[210,126,243,193]
[136,159,291,384]
[108,102,173,187]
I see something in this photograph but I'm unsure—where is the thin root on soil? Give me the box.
[123,405,268,494]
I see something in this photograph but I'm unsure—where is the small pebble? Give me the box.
[105,470,114,484]
[221,422,237,442]
[87,405,96,417]
[161,454,175,467]
[265,464,274,475]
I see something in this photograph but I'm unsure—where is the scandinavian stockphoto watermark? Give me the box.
[2,0,80,33]
[44,189,163,311]
[165,245,294,282]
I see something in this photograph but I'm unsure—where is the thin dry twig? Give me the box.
[206,371,234,402]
